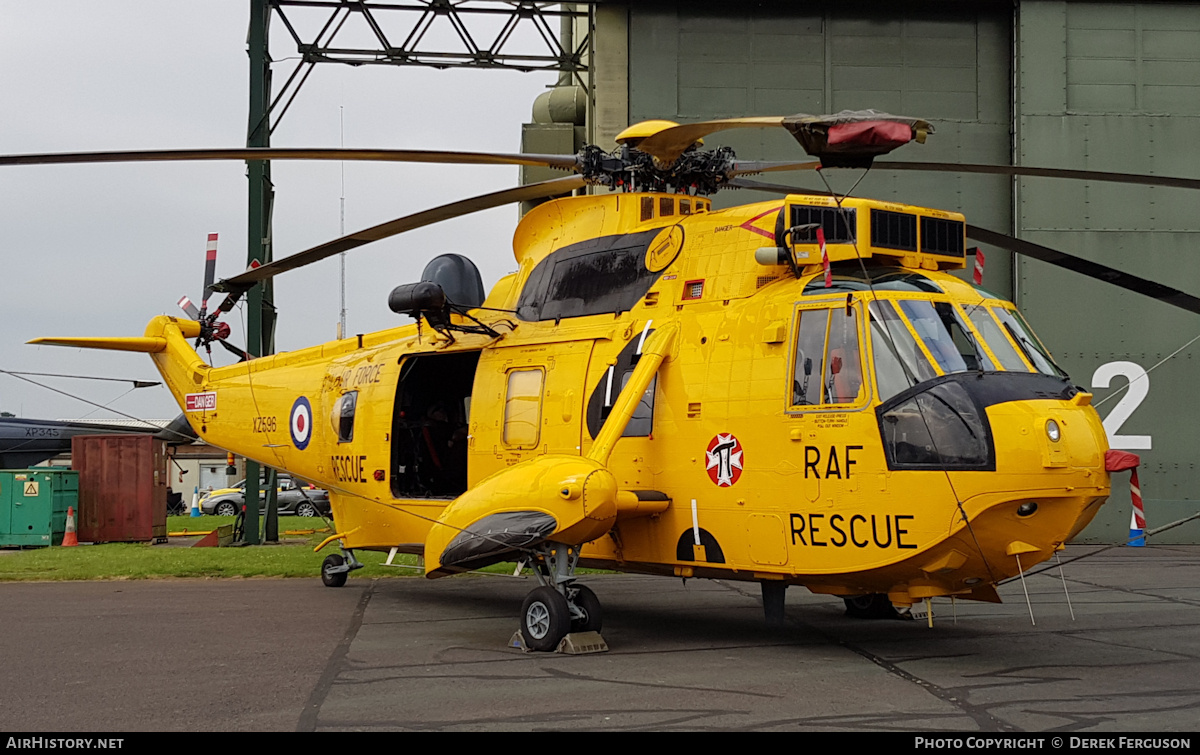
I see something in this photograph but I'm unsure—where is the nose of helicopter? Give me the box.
[967,393,1112,568]
[881,393,1113,607]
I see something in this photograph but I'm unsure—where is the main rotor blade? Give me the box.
[635,116,785,163]
[967,225,1200,316]
[684,172,1200,315]
[730,160,821,176]
[0,147,580,171]
[733,160,1200,190]
[724,177,832,196]
[211,175,586,297]
[638,111,932,165]
[878,161,1200,191]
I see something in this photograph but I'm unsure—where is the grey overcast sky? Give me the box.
[0,1,559,421]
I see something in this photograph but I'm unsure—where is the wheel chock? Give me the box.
[556,632,608,655]
[508,630,609,654]
[509,631,532,653]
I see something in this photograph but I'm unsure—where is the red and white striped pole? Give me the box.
[1128,468,1146,546]
[972,249,986,285]
[1105,450,1145,547]
[818,227,831,288]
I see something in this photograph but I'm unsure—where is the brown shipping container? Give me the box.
[71,434,167,543]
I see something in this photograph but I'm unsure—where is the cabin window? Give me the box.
[584,333,658,440]
[516,229,664,322]
[332,391,358,443]
[504,368,544,448]
[791,305,865,408]
[619,371,656,437]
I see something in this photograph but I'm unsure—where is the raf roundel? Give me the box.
[290,396,313,450]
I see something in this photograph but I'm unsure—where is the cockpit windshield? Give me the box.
[898,300,994,373]
[868,300,937,401]
[991,307,1066,377]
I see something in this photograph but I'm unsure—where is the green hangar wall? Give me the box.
[591,1,1200,543]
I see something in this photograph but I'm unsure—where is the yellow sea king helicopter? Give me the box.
[13,111,1200,651]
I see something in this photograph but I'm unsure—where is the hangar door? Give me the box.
[1015,2,1200,543]
[628,1,1014,297]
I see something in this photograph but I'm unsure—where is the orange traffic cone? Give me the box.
[61,506,78,547]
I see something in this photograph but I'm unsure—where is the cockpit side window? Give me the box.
[791,304,865,408]
[792,308,829,407]
[824,306,862,404]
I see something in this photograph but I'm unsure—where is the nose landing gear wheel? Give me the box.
[521,586,571,651]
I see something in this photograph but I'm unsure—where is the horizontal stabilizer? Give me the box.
[27,336,168,353]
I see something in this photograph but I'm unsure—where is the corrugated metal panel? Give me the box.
[71,434,167,543]
[1065,2,1200,114]
[629,2,1014,296]
[1018,1,1200,543]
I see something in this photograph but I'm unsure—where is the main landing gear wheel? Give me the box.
[522,586,571,651]
[569,584,603,633]
[843,593,899,619]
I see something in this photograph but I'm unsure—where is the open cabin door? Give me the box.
[390,350,481,499]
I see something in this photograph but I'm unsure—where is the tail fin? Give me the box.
[29,316,213,411]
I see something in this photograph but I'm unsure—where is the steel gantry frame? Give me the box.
[240,0,595,543]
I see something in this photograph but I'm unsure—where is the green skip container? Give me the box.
[0,469,79,547]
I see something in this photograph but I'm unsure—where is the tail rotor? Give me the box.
[177,233,250,363]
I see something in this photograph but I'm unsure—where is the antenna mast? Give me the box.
[338,104,347,340]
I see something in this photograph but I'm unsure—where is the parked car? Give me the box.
[198,475,331,517]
